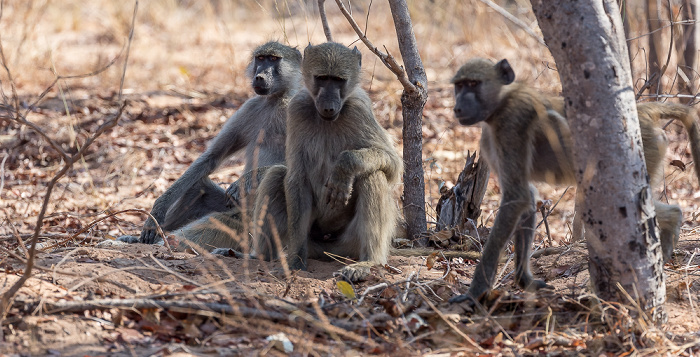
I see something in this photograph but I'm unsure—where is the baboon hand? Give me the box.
[225,183,241,209]
[139,217,163,244]
[323,170,354,209]
[287,255,308,271]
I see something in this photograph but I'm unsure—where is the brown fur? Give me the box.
[128,41,302,245]
[450,58,700,300]
[253,42,403,282]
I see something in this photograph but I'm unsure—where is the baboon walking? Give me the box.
[252,42,403,281]
[449,58,700,302]
[130,42,302,244]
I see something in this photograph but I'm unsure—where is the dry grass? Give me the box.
[1,0,700,355]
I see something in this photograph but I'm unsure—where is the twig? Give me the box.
[0,151,7,198]
[415,289,485,352]
[333,0,416,93]
[477,0,546,46]
[318,0,333,42]
[0,0,139,316]
[0,246,88,277]
[37,298,361,332]
[539,202,553,246]
[357,282,388,305]
[40,208,173,254]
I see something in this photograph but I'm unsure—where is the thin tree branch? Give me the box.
[333,0,416,93]
[0,0,140,317]
[318,0,333,42]
[477,0,546,46]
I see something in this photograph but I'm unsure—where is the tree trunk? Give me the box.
[681,0,699,101]
[645,0,663,93]
[531,0,667,323]
[436,152,490,232]
[387,0,429,245]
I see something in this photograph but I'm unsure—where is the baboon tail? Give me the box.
[677,108,700,184]
[642,102,700,184]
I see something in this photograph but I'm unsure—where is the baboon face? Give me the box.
[452,58,515,126]
[249,42,302,96]
[312,75,350,121]
[252,54,282,95]
[303,43,362,121]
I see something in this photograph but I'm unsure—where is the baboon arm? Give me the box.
[143,105,254,232]
[339,147,402,182]
[323,147,400,208]
[285,173,314,270]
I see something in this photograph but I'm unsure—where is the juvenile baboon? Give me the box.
[251,42,403,282]
[449,58,700,301]
[132,42,302,244]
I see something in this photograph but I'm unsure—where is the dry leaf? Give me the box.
[426,252,439,270]
[336,280,356,301]
[670,159,686,171]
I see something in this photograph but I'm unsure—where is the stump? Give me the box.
[435,151,490,232]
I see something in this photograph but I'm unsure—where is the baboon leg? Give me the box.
[513,209,551,291]
[225,165,273,210]
[467,190,532,299]
[253,165,289,262]
[163,178,227,231]
[172,210,245,251]
[351,171,394,263]
[655,201,682,262]
[314,171,395,282]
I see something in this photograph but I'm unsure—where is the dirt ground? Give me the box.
[1,0,700,355]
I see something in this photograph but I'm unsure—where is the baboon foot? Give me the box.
[518,277,553,292]
[211,248,249,259]
[287,256,307,272]
[117,235,140,244]
[336,261,374,282]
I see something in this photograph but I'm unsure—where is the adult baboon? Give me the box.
[132,41,302,244]
[251,42,403,282]
[449,58,700,301]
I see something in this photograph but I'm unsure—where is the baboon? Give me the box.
[449,58,700,301]
[251,42,403,282]
[129,41,302,244]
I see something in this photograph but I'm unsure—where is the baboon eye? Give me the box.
[269,56,280,61]
[257,55,266,61]
[466,80,481,87]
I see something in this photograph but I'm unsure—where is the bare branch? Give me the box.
[0,0,140,317]
[333,0,416,93]
[477,0,547,46]
[318,0,334,42]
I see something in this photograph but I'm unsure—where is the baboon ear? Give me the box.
[496,59,515,84]
[352,46,362,67]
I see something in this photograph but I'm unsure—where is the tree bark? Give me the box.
[531,0,667,323]
[387,0,429,245]
[436,152,490,232]
[646,0,663,91]
[681,0,699,101]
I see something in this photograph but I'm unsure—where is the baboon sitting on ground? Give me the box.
[250,42,403,282]
[121,41,302,245]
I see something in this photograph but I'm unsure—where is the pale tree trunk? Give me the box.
[646,0,663,89]
[531,0,667,322]
[332,0,429,244]
[387,0,429,245]
[681,0,699,101]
